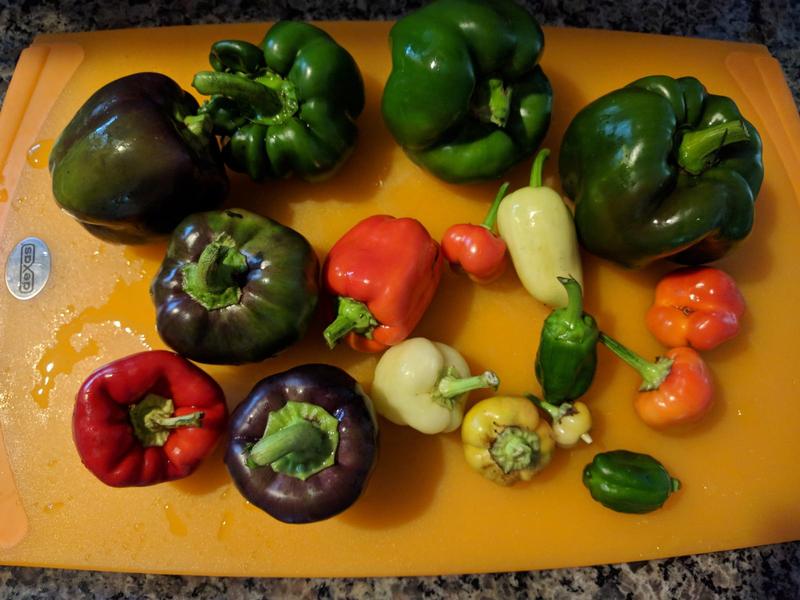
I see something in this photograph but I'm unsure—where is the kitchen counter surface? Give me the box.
[1,1,798,597]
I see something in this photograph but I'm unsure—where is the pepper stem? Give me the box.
[471,77,511,128]
[247,420,325,467]
[129,394,204,448]
[529,148,550,188]
[481,182,510,232]
[677,120,749,175]
[434,368,499,408]
[323,297,379,349]
[599,332,674,391]
[182,233,248,311]
[489,426,541,474]
[192,70,298,125]
[559,276,584,323]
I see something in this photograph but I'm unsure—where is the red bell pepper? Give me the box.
[73,350,228,487]
[441,183,509,283]
[600,333,714,428]
[646,266,745,351]
[322,215,443,353]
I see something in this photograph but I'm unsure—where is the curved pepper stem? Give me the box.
[559,276,584,323]
[529,148,550,188]
[481,182,510,233]
[677,120,749,175]
[192,70,298,125]
[599,332,674,391]
[182,233,248,311]
[434,367,499,408]
[129,394,204,448]
[246,401,339,481]
[323,297,379,349]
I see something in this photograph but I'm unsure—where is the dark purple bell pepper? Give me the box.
[226,364,378,524]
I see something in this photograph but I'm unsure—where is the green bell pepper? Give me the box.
[49,72,228,244]
[382,0,552,183]
[535,277,599,405]
[150,208,319,365]
[192,22,365,182]
[559,75,764,268]
[583,450,681,514]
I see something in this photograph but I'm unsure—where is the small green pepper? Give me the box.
[535,277,599,405]
[583,450,681,514]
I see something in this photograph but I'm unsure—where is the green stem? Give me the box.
[434,369,499,407]
[150,412,204,429]
[486,78,511,127]
[192,71,281,118]
[529,148,550,188]
[490,426,541,474]
[599,332,673,391]
[526,393,559,420]
[677,120,749,175]
[480,182,510,232]
[129,394,204,448]
[182,234,248,311]
[246,420,325,468]
[323,297,378,349]
[558,276,584,324]
[671,478,682,492]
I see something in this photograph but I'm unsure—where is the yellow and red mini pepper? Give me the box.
[646,266,745,351]
[461,395,555,486]
[600,333,714,428]
[322,215,443,353]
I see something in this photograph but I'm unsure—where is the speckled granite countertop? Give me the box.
[1,1,798,598]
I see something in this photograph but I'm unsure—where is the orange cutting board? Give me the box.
[1,22,799,577]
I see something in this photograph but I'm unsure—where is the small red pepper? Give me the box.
[600,333,713,428]
[646,266,745,351]
[322,215,443,353]
[441,183,509,283]
[73,350,228,487]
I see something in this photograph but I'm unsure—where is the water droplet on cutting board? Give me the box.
[26,140,53,169]
[217,511,233,541]
[163,503,187,537]
[43,501,64,513]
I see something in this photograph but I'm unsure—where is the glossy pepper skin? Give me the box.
[442,183,509,283]
[560,75,764,268]
[72,351,228,487]
[226,364,378,524]
[49,73,228,244]
[461,395,555,486]
[322,215,443,353]
[382,0,552,183]
[535,277,599,405]
[151,208,319,365]
[192,22,365,181]
[600,334,714,428]
[646,266,745,351]
[583,450,681,514]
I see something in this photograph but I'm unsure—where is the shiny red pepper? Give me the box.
[73,350,228,487]
[442,183,509,283]
[600,334,714,428]
[646,266,745,351]
[322,215,443,353]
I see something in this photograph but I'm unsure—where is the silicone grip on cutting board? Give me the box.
[0,42,84,549]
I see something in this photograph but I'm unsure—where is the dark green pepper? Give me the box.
[535,277,599,405]
[583,450,681,514]
[559,75,764,268]
[192,22,365,182]
[381,0,552,183]
[150,208,319,365]
[49,72,228,244]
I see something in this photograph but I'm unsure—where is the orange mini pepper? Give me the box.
[600,333,713,428]
[322,215,443,353]
[646,266,745,351]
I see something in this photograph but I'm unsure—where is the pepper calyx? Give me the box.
[129,393,205,448]
[245,400,339,480]
[182,233,248,311]
[489,426,541,474]
[323,297,379,348]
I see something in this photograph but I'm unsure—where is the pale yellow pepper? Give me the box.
[461,395,555,486]
[496,148,583,308]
